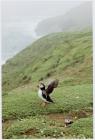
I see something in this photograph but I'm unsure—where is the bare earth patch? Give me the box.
[20,128,38,135]
[47,110,92,123]
[47,113,64,122]
[3,120,15,129]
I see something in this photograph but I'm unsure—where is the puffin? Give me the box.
[38,79,59,106]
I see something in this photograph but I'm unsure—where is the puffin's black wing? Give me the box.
[42,90,53,102]
[46,79,59,95]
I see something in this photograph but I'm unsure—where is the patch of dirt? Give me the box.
[47,113,64,122]
[20,128,38,136]
[3,120,15,130]
[67,110,92,119]
[47,110,92,123]
[2,120,16,138]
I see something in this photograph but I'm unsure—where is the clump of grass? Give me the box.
[65,117,93,138]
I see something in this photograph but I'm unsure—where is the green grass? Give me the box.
[66,117,93,138]
[3,116,92,139]
[3,84,92,120]
[2,84,93,138]
[2,30,93,138]
[2,30,92,92]
[3,116,65,139]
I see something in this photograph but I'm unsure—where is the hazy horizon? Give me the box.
[2,0,84,64]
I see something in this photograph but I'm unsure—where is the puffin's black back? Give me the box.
[42,90,54,103]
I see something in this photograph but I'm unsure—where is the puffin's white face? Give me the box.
[39,83,45,89]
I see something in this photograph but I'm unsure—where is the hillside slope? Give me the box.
[2,30,93,92]
[2,30,93,139]
[35,2,92,36]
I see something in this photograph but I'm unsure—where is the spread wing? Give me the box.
[46,79,59,95]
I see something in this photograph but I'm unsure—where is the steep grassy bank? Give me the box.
[2,31,92,92]
[2,30,93,138]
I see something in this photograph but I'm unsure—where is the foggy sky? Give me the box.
[2,0,84,22]
[2,0,84,63]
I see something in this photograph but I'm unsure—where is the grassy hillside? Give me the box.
[2,30,93,138]
[2,30,92,92]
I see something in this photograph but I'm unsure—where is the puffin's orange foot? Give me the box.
[42,102,48,107]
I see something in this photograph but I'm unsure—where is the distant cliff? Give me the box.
[35,2,92,36]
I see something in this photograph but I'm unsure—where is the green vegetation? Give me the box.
[2,30,92,91]
[2,84,93,139]
[2,30,93,138]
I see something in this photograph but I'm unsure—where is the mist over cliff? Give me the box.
[35,2,92,36]
[2,1,92,64]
